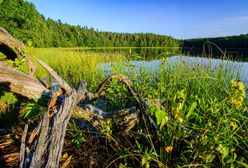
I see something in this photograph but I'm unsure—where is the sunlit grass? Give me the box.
[28,48,126,88]
[1,48,247,167]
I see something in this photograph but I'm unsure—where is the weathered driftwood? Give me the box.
[19,124,28,168]
[0,59,143,167]
[0,29,158,167]
[0,62,48,99]
[17,60,154,168]
[0,61,158,167]
[72,105,139,133]
[0,27,25,60]
[18,59,78,168]
[26,58,37,76]
[0,62,140,133]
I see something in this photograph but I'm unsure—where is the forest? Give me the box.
[1,0,248,52]
[0,0,180,48]
[183,34,248,49]
[182,35,248,58]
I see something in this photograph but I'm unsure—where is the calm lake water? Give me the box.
[100,55,248,87]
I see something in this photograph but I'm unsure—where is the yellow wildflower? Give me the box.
[230,121,238,130]
[160,116,169,130]
[230,79,246,110]
[178,117,184,124]
[165,146,173,154]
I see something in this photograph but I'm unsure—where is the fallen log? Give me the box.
[0,62,141,133]
[18,60,154,168]
[0,27,159,167]
[0,29,158,167]
[0,62,48,99]
[0,61,158,167]
[72,105,139,134]
[0,27,25,60]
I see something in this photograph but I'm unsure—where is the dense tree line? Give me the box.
[0,0,180,48]
[182,35,248,58]
[183,34,248,49]
[1,0,247,53]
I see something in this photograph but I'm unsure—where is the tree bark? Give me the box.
[0,61,140,134]
[0,59,158,167]
[23,90,78,168]
[0,27,26,60]
[11,59,146,168]
[0,62,48,99]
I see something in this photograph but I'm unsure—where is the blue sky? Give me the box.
[26,0,248,39]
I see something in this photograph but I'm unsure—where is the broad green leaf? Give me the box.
[222,147,229,160]
[206,154,215,163]
[155,109,167,125]
[141,156,147,166]
[186,102,197,119]
[236,161,248,167]
[217,144,229,160]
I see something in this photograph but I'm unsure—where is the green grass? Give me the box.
[103,56,248,167]
[28,48,126,88]
[1,48,247,167]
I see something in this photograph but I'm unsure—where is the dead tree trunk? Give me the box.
[21,90,78,168]
[0,61,141,134]
[0,29,157,167]
[0,62,48,99]
[0,27,26,60]
[17,60,153,168]
[0,60,157,167]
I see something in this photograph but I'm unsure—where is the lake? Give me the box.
[100,55,248,87]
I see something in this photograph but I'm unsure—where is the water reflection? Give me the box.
[100,55,248,87]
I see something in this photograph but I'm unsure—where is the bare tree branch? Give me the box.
[37,59,72,94]
[26,58,37,76]
[0,62,49,99]
[72,105,139,133]
[19,124,28,168]
[0,27,26,60]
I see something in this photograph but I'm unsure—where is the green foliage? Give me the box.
[147,60,248,167]
[0,92,17,111]
[183,35,248,50]
[118,163,127,168]
[108,56,247,167]
[183,36,248,59]
[101,119,112,137]
[23,100,39,119]
[72,132,86,148]
[21,96,47,119]
[105,79,132,111]
[5,58,29,73]
[1,47,246,167]
[0,0,181,49]
[0,92,17,105]
[29,48,125,88]
[0,92,18,127]
[26,40,33,47]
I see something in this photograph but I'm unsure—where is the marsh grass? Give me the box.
[28,48,125,88]
[87,54,247,167]
[99,55,247,167]
[1,48,247,167]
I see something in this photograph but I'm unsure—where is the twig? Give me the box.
[20,124,28,168]
[37,59,72,94]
